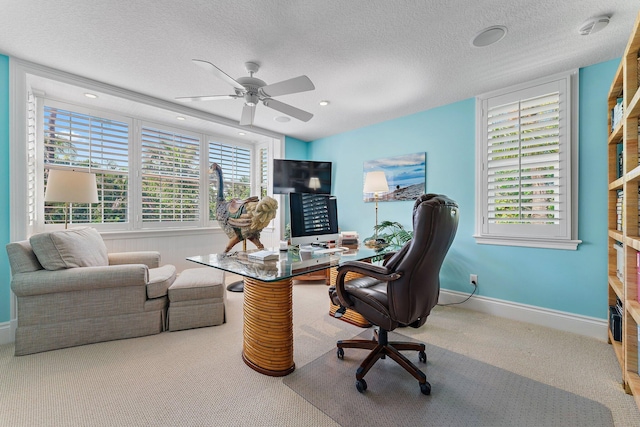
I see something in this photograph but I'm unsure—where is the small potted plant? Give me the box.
[364,220,413,249]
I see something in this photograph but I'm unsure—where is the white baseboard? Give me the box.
[0,293,607,346]
[438,289,608,341]
[0,320,16,346]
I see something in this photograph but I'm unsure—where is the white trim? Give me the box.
[439,289,607,341]
[0,320,16,346]
[474,69,580,250]
[473,235,582,250]
[0,290,609,345]
[12,58,283,140]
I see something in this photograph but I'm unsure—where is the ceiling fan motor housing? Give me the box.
[235,76,267,106]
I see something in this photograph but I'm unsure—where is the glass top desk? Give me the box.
[187,246,388,376]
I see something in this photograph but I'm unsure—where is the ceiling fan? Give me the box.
[177,60,315,126]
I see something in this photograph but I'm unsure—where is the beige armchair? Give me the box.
[6,227,176,356]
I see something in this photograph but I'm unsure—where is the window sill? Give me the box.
[473,235,582,250]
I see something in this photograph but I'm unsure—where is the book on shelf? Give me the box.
[637,252,640,304]
[614,242,624,282]
[617,143,623,178]
[610,305,622,342]
[247,250,280,261]
[612,97,623,132]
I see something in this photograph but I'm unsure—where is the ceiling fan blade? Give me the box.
[192,59,245,92]
[240,104,256,126]
[175,95,238,102]
[263,98,313,122]
[259,75,315,97]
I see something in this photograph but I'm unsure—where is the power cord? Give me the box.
[437,280,477,307]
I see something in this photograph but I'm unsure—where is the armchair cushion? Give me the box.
[147,264,177,299]
[30,227,108,270]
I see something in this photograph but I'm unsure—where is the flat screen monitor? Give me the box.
[273,159,332,194]
[289,193,339,246]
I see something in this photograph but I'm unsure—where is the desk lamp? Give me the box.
[363,171,389,242]
[44,169,99,229]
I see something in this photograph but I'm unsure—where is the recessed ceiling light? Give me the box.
[176,116,186,121]
[319,100,330,106]
[274,116,291,123]
[84,93,98,99]
[579,15,610,36]
[238,132,246,136]
[471,25,507,47]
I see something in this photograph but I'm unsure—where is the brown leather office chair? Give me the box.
[329,194,459,395]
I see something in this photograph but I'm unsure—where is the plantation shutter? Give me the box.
[208,141,252,213]
[259,147,269,198]
[43,104,129,225]
[27,92,37,227]
[480,77,572,241]
[140,126,200,224]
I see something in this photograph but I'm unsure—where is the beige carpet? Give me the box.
[284,330,613,426]
[0,278,639,426]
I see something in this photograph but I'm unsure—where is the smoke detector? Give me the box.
[579,15,610,36]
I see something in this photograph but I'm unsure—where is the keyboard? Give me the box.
[314,247,346,254]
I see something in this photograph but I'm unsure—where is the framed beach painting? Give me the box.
[363,152,426,202]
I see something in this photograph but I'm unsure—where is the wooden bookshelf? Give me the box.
[607,10,640,409]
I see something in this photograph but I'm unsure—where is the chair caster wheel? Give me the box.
[337,348,344,359]
[356,379,367,393]
[420,381,431,395]
[418,351,427,363]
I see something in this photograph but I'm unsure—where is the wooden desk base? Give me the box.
[327,266,372,328]
[242,277,295,376]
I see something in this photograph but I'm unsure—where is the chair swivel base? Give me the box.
[226,280,244,292]
[336,328,430,395]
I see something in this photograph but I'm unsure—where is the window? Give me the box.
[475,71,581,250]
[11,62,283,239]
[42,102,130,227]
[208,141,252,220]
[31,99,274,233]
[140,125,200,225]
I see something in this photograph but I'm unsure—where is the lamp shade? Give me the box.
[363,171,389,194]
[45,170,99,204]
[308,177,321,190]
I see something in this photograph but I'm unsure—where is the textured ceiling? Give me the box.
[0,0,637,141]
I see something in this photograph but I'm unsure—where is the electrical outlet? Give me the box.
[470,274,478,286]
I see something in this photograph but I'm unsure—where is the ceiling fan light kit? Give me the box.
[177,60,315,126]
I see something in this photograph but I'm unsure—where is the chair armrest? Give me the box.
[381,251,397,266]
[334,260,402,307]
[108,251,160,268]
[10,264,149,297]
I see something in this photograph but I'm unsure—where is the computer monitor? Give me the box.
[289,193,339,247]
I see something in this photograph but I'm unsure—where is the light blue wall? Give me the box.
[309,59,619,319]
[0,58,619,323]
[284,136,309,160]
[0,54,10,323]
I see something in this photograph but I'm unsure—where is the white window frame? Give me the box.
[138,121,203,229]
[38,98,133,231]
[10,59,284,239]
[474,70,581,250]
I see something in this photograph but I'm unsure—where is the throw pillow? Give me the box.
[30,227,109,270]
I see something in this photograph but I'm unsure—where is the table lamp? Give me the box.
[363,171,389,241]
[308,177,321,192]
[44,169,99,229]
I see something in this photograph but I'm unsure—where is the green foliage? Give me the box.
[372,220,413,246]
